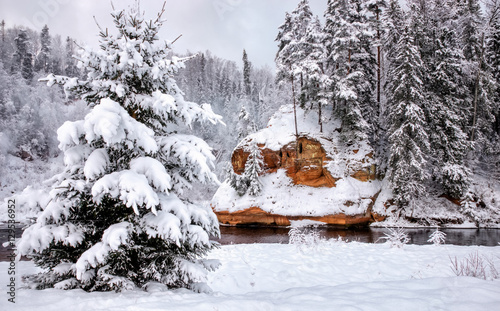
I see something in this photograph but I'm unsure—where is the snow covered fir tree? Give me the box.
[16,4,223,292]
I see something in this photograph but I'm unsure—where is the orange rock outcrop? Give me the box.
[231,136,376,187]
[213,136,384,227]
[216,205,385,227]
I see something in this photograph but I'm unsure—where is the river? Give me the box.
[1,225,499,261]
[214,226,500,246]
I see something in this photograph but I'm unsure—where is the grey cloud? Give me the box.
[0,0,327,68]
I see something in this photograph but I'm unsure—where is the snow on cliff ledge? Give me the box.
[212,105,382,217]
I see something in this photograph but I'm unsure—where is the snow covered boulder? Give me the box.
[212,105,385,227]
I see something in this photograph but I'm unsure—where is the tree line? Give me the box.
[0,22,87,181]
[275,0,500,211]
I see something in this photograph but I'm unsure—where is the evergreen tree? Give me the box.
[383,0,406,62]
[324,0,371,143]
[377,0,406,172]
[407,0,434,61]
[275,12,294,86]
[49,35,64,76]
[348,0,378,140]
[427,28,471,198]
[35,25,51,73]
[367,0,387,105]
[275,0,316,137]
[458,0,483,62]
[486,15,500,138]
[0,62,9,120]
[275,0,313,87]
[242,49,252,97]
[0,20,5,61]
[227,139,263,197]
[385,27,430,208]
[453,0,498,157]
[300,17,330,132]
[17,5,222,292]
[64,36,79,78]
[21,50,34,80]
[12,29,33,80]
[228,164,248,197]
[197,53,207,103]
[245,140,264,196]
[470,39,497,150]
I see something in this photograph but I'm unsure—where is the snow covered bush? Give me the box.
[381,227,409,248]
[227,167,249,197]
[428,228,446,245]
[17,3,222,292]
[450,252,500,280]
[288,227,322,251]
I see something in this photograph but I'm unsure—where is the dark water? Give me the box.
[214,225,500,246]
[1,225,498,261]
[0,225,24,261]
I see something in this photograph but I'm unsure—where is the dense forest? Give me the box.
[1,0,500,218]
[272,0,500,214]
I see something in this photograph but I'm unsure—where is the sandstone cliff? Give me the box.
[211,105,385,226]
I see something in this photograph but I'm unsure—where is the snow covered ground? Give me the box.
[2,240,500,310]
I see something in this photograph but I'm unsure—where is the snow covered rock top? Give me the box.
[235,104,375,179]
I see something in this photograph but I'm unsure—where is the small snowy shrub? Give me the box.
[427,228,446,245]
[288,227,322,251]
[381,227,409,248]
[450,252,499,280]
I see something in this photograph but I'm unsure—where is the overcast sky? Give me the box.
[0,0,327,69]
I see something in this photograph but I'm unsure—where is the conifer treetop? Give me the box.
[42,2,222,132]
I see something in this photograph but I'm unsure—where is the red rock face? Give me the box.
[215,205,386,227]
[217,136,383,227]
[216,206,376,226]
[231,136,376,187]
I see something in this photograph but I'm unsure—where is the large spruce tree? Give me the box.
[324,0,371,143]
[301,16,330,132]
[427,27,471,198]
[276,0,328,132]
[17,4,222,292]
[385,27,430,208]
[487,15,500,139]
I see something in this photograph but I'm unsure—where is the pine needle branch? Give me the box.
[155,1,167,23]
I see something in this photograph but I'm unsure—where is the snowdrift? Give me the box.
[3,242,500,310]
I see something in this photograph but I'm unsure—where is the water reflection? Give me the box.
[214,226,500,246]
